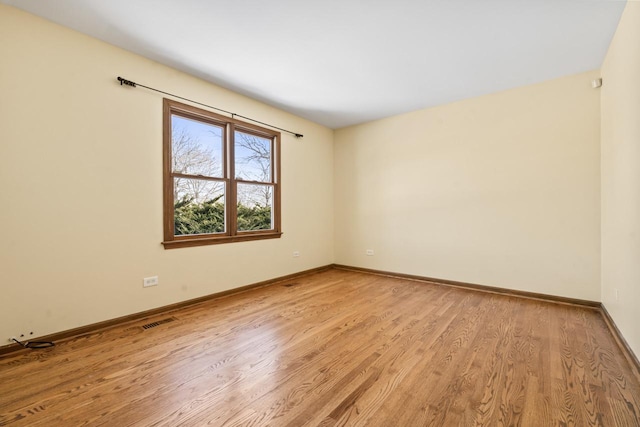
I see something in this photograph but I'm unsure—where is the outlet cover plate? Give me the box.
[143,276,159,287]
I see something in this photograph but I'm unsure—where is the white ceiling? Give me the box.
[2,0,626,129]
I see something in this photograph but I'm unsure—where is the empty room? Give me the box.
[1,0,639,425]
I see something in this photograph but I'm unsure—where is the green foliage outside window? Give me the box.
[174,196,271,235]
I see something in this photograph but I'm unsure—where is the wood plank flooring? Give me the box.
[1,268,639,426]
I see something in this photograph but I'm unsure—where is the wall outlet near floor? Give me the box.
[9,332,34,343]
[293,251,300,258]
[366,249,374,256]
[143,276,159,287]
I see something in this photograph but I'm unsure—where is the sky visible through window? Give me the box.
[172,115,222,174]
[172,114,272,208]
[172,115,270,180]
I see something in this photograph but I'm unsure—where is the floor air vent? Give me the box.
[142,317,176,330]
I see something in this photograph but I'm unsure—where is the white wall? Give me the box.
[0,5,334,342]
[601,1,640,357]
[334,71,601,300]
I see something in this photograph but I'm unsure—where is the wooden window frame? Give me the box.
[162,99,282,249]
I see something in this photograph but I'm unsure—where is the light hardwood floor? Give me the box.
[1,268,639,426]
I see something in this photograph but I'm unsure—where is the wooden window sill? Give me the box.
[162,232,282,249]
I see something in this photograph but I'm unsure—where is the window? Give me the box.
[162,99,281,249]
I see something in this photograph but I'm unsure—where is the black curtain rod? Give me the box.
[117,76,303,138]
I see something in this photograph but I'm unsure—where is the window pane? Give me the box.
[174,178,225,235]
[237,183,273,231]
[234,131,271,182]
[172,115,223,178]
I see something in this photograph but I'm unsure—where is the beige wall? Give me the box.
[335,71,601,300]
[0,5,334,342]
[601,2,640,357]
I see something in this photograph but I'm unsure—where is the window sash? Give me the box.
[233,129,274,184]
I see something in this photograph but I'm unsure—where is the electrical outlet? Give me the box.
[10,332,35,342]
[366,249,374,256]
[293,251,300,258]
[143,276,159,287]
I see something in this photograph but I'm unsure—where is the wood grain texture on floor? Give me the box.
[1,269,638,426]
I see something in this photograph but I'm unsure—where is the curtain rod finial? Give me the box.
[117,76,136,87]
